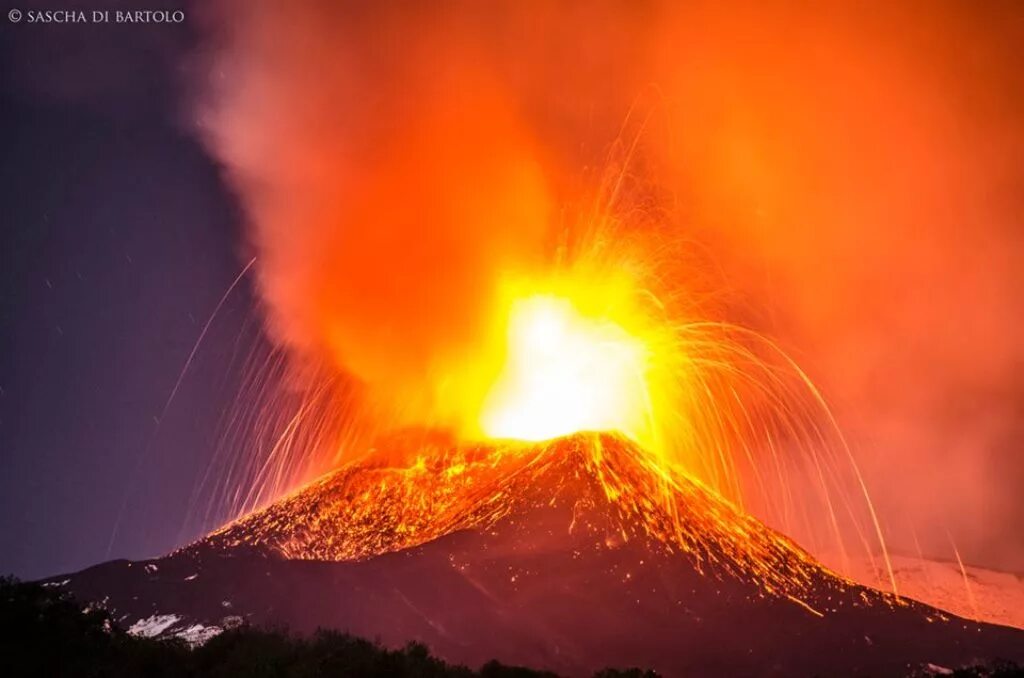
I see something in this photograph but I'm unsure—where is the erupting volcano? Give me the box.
[52,88,1024,672]
[44,245,1024,673]
[55,431,1024,676]
[49,261,1024,673]
[45,81,1024,676]
[21,2,1024,676]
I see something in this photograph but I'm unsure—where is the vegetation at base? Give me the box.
[947,662,1024,678]
[0,577,659,678]
[4,576,1021,678]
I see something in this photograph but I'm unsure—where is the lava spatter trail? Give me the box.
[202,431,868,607]
[56,431,1024,677]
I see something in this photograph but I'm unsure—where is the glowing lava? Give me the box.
[480,294,652,443]
[206,200,899,600]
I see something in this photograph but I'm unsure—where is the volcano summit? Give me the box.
[49,433,1024,676]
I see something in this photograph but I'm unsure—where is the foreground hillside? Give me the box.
[1,577,650,678]
[3,578,1022,678]
[42,434,1024,676]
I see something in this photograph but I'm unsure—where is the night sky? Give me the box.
[0,2,259,578]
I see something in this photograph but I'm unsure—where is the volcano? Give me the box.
[49,433,1024,676]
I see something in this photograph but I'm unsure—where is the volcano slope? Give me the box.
[51,433,1024,676]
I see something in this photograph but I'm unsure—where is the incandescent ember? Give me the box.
[202,431,872,609]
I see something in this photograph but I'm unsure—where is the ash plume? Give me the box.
[193,1,1024,571]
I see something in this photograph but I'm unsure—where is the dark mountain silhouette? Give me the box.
[45,433,1024,676]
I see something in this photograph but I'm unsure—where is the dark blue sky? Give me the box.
[0,3,262,578]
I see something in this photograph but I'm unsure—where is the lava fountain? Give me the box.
[189,0,908,603]
[479,292,652,444]
[193,171,899,603]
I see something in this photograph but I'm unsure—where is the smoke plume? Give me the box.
[195,1,1024,570]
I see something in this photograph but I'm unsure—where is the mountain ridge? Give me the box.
[44,432,1024,676]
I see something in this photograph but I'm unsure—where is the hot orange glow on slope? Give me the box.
[206,431,859,604]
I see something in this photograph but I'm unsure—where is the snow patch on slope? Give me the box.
[835,553,1024,629]
[127,613,224,646]
[128,614,181,638]
[175,623,223,646]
